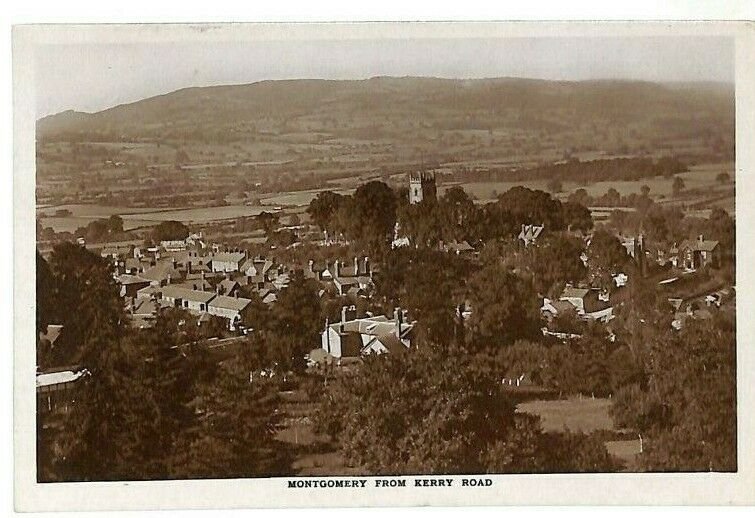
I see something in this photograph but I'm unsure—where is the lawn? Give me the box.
[516,397,614,433]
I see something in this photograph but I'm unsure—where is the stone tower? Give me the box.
[409,171,437,204]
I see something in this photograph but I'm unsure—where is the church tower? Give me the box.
[409,172,437,204]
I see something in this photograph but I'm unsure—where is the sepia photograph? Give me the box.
[12,19,755,510]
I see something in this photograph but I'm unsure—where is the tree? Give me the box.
[640,185,651,197]
[672,176,686,197]
[47,242,125,366]
[587,229,629,289]
[315,346,618,474]
[467,263,541,349]
[36,251,56,334]
[547,178,563,193]
[496,187,564,230]
[151,220,189,242]
[306,191,345,232]
[107,215,124,234]
[561,201,593,233]
[169,357,285,479]
[611,319,736,471]
[267,270,322,372]
[348,181,398,254]
[375,248,467,348]
[516,234,587,297]
[440,186,478,242]
[716,172,730,185]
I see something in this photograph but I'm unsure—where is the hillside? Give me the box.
[37,77,734,144]
[35,77,735,209]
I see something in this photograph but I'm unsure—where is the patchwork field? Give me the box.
[449,161,734,208]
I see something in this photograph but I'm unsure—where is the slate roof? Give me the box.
[209,295,252,312]
[39,324,63,345]
[561,287,590,299]
[160,286,216,304]
[212,252,246,264]
[680,239,720,253]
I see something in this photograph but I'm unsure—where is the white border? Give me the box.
[12,20,755,511]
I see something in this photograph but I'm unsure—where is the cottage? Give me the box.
[117,274,152,298]
[320,307,414,358]
[518,224,544,247]
[207,295,253,330]
[211,251,247,273]
[678,235,720,270]
[160,286,216,312]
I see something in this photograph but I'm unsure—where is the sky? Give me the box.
[34,36,734,118]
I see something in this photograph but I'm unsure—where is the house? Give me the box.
[547,286,614,323]
[37,368,89,413]
[444,240,476,256]
[241,257,274,279]
[38,324,64,349]
[126,296,159,329]
[160,240,187,252]
[217,278,241,297]
[320,307,414,358]
[518,224,544,247]
[211,251,247,273]
[140,259,184,287]
[160,286,216,312]
[207,295,253,330]
[678,235,720,270]
[117,274,151,298]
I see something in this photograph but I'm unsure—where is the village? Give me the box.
[34,163,737,479]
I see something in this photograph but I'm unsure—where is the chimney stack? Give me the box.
[698,234,704,243]
[334,260,340,278]
[308,259,314,273]
[166,274,171,285]
[340,306,347,333]
[354,257,359,275]
[364,257,370,275]
[394,307,401,338]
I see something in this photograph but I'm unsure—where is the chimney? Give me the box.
[334,260,340,278]
[308,259,314,273]
[166,274,171,285]
[340,306,347,333]
[172,257,177,268]
[354,257,359,275]
[364,256,370,275]
[698,234,704,243]
[394,307,402,338]
[187,262,192,274]
[234,290,239,298]
[201,270,205,281]
[216,284,220,294]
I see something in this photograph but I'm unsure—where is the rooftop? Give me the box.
[209,295,253,312]
[160,285,217,304]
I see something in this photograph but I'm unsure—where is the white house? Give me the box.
[320,307,414,358]
[207,295,253,330]
[160,286,216,312]
[211,251,247,273]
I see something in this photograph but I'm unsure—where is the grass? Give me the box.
[516,397,615,433]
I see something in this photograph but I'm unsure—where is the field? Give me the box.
[449,161,735,211]
[517,397,641,469]
[38,202,288,233]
